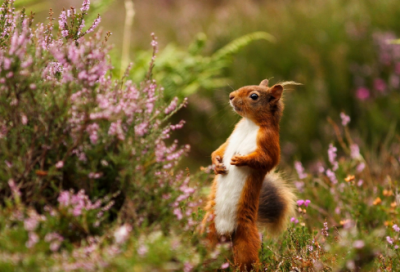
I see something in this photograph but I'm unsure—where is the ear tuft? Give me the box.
[260,79,269,87]
[269,84,283,103]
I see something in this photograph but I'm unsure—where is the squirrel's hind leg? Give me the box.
[233,223,261,272]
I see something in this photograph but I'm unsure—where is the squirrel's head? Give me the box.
[229,79,284,126]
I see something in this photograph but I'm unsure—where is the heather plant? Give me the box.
[0,0,199,234]
[0,0,221,270]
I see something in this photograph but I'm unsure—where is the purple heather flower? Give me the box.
[221,263,230,269]
[393,224,400,232]
[387,236,394,245]
[135,122,148,136]
[184,262,193,272]
[137,244,148,256]
[61,30,69,37]
[374,78,387,92]
[297,200,305,206]
[290,217,299,224]
[24,217,39,232]
[340,112,350,126]
[26,232,39,248]
[173,208,183,220]
[304,199,311,207]
[327,144,338,170]
[170,120,186,130]
[50,241,61,252]
[353,240,365,249]
[326,169,337,184]
[88,172,102,179]
[78,19,85,35]
[58,191,70,206]
[165,97,178,114]
[3,58,11,70]
[108,121,125,140]
[294,161,307,179]
[81,0,90,12]
[86,16,101,34]
[55,161,64,169]
[86,123,99,144]
[5,160,12,168]
[357,162,366,172]
[45,232,64,242]
[356,87,370,100]
[58,11,67,30]
[350,144,361,159]
[8,179,21,198]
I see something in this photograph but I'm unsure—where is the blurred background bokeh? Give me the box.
[22,0,400,171]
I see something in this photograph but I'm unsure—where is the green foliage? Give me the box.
[129,32,274,99]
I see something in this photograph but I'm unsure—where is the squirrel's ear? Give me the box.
[260,79,269,87]
[269,84,283,103]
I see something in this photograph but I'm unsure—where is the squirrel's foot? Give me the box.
[214,163,228,175]
[230,155,246,166]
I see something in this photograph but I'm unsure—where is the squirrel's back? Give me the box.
[257,171,296,236]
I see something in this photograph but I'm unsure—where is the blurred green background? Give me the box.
[23,0,400,171]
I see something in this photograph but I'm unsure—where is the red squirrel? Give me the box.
[201,79,296,271]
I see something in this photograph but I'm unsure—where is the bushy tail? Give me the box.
[257,171,296,236]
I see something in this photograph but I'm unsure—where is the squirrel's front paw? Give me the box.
[230,155,246,166]
[214,163,228,175]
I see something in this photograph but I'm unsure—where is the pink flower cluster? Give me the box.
[297,199,311,207]
[294,161,307,179]
[326,169,337,184]
[0,0,16,39]
[23,209,46,248]
[2,1,195,250]
[172,177,197,221]
[354,32,400,100]
[0,14,31,81]
[45,232,64,252]
[57,190,104,217]
[327,144,338,171]
[340,112,350,126]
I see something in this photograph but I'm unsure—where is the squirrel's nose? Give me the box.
[229,95,234,101]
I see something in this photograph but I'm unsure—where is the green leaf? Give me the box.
[212,31,275,59]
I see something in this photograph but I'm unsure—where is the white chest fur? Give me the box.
[214,118,259,235]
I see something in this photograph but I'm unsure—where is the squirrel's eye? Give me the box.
[250,93,259,100]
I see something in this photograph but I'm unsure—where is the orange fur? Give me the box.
[202,80,296,271]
